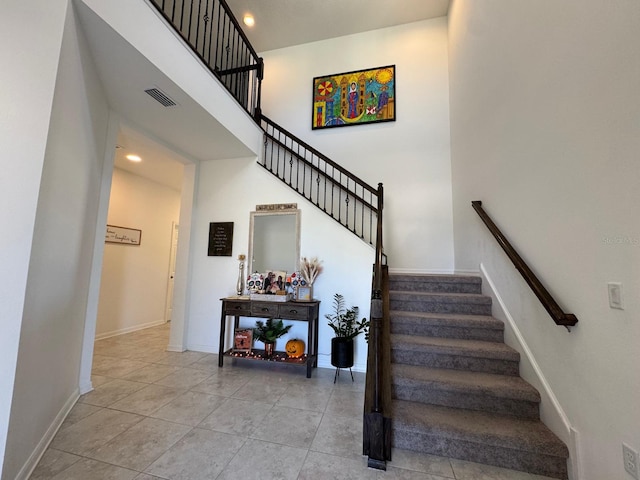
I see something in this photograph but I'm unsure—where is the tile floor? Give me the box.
[31,323,558,480]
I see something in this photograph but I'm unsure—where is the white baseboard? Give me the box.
[480,263,580,479]
[316,353,366,372]
[14,390,79,480]
[95,319,167,341]
[166,344,187,352]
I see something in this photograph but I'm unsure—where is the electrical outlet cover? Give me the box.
[623,443,639,479]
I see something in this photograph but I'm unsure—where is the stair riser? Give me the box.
[391,349,519,376]
[391,430,568,479]
[390,299,492,316]
[390,323,503,342]
[389,281,481,294]
[392,385,539,419]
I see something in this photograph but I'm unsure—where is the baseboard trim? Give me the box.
[95,320,167,341]
[14,390,79,480]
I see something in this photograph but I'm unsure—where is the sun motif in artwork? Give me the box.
[317,80,333,96]
[375,68,393,85]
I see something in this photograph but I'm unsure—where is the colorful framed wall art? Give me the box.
[312,65,396,130]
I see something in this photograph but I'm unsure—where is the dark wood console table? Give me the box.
[218,297,320,378]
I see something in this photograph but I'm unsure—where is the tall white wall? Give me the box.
[448,1,640,479]
[96,168,181,338]
[2,2,111,478]
[260,17,454,273]
[187,158,374,370]
[0,1,69,475]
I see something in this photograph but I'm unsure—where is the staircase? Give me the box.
[389,274,569,479]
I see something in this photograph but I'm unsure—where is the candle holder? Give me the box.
[236,254,246,295]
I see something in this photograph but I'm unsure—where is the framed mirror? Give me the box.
[248,208,301,276]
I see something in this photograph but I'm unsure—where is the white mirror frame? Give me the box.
[247,209,301,276]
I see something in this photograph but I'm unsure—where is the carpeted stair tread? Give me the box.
[389,274,482,294]
[392,364,540,402]
[392,400,568,458]
[390,311,503,330]
[390,291,492,304]
[391,334,519,361]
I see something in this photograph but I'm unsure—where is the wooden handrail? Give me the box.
[472,201,578,331]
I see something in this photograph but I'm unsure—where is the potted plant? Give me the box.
[325,293,369,373]
[253,318,292,357]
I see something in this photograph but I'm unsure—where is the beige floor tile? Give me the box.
[90,374,113,387]
[91,355,149,377]
[450,459,559,480]
[191,372,250,397]
[108,383,184,415]
[50,458,138,480]
[152,350,208,367]
[58,403,103,431]
[325,388,365,418]
[381,466,455,480]
[87,417,191,471]
[275,383,332,412]
[134,474,165,480]
[298,450,376,479]
[145,428,245,479]
[232,381,289,403]
[79,379,148,407]
[250,405,322,448]
[50,408,143,455]
[216,438,308,480]
[389,448,455,478]
[29,448,81,480]
[153,366,212,389]
[198,397,273,435]
[188,353,221,371]
[151,390,226,426]
[122,363,182,383]
[311,413,363,460]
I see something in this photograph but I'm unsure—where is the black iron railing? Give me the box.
[148,0,263,119]
[260,115,381,245]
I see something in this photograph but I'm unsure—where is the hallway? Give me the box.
[31,324,557,479]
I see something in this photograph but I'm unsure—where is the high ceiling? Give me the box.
[225,0,451,52]
[76,0,450,190]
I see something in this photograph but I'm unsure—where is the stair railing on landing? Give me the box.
[148,0,263,120]
[472,201,578,331]
[260,115,382,246]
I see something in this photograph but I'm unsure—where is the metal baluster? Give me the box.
[195,0,203,54]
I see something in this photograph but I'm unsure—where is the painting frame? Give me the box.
[312,65,396,130]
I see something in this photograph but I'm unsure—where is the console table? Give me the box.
[218,297,320,378]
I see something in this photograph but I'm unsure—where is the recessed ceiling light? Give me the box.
[126,154,142,162]
[243,14,255,27]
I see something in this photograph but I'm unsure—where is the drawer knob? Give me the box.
[234,305,241,310]
[261,307,269,312]
[289,309,298,314]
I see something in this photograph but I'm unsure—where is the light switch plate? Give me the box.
[608,282,624,310]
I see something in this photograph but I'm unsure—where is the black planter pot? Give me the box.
[331,337,354,368]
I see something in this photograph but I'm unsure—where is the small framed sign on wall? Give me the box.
[105,225,142,245]
[208,222,234,256]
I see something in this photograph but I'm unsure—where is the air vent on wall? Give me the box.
[144,87,177,107]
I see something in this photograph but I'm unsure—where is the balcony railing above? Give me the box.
[148,0,263,120]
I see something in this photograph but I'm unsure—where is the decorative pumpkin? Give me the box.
[285,339,305,358]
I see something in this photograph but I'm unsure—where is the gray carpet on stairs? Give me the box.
[388,273,569,479]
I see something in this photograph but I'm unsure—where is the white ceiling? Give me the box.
[225,0,451,52]
[76,0,450,190]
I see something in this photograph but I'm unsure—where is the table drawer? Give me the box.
[224,301,251,315]
[251,302,279,317]
[278,305,310,320]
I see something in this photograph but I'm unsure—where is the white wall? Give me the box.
[2,2,111,478]
[448,1,640,479]
[0,1,69,475]
[188,158,374,370]
[260,17,454,273]
[96,168,182,338]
